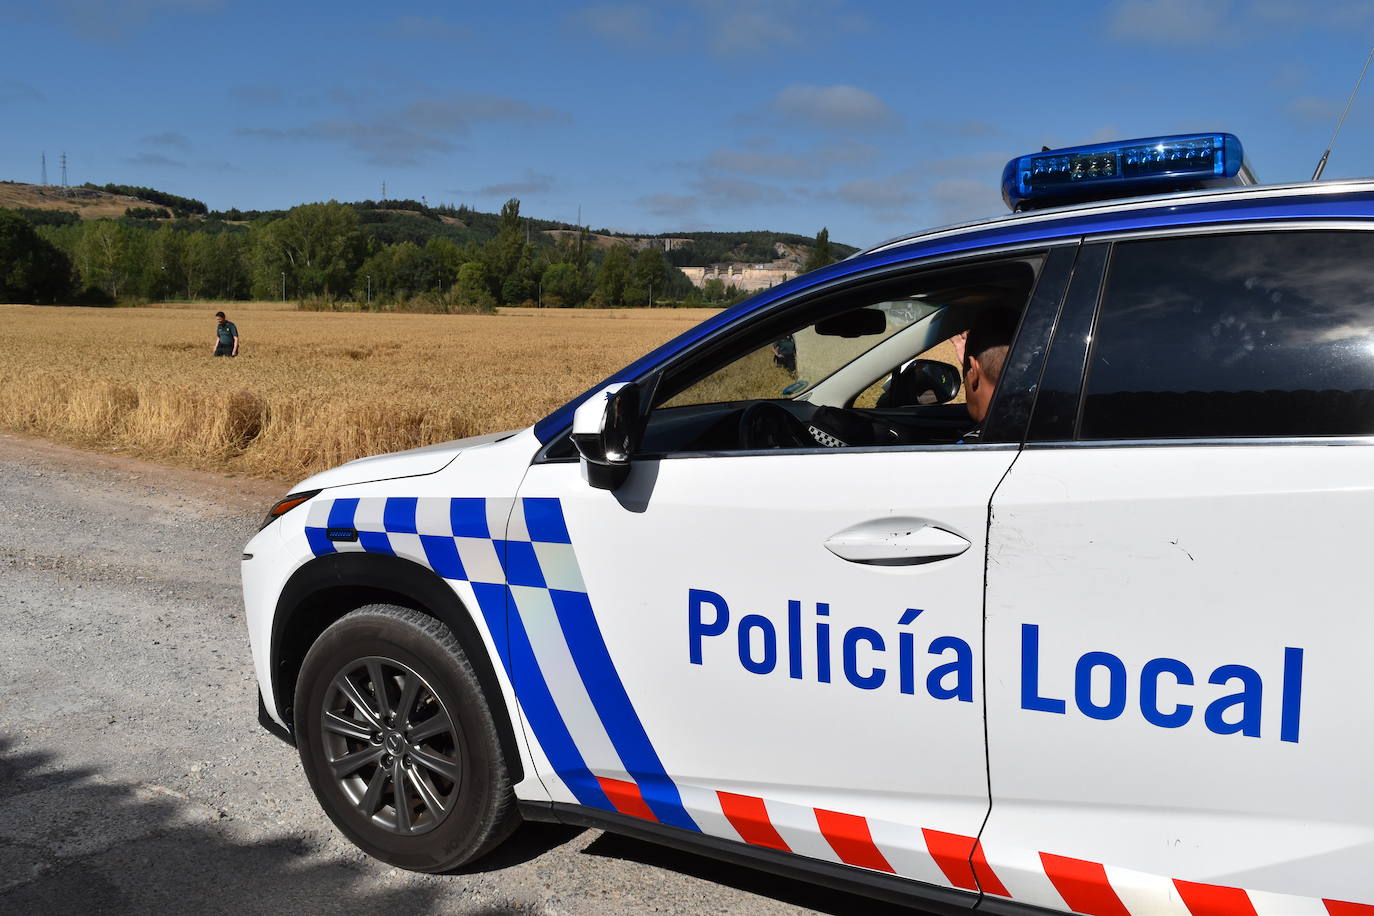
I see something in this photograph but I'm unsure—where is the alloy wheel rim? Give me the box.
[320,656,463,836]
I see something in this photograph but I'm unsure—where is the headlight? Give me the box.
[260,490,320,530]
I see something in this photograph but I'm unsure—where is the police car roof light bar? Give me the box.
[1002,132,1252,212]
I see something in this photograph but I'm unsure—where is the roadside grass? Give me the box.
[0,305,716,481]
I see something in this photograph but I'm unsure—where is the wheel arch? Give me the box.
[269,551,524,783]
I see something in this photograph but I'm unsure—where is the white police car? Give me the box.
[242,133,1374,913]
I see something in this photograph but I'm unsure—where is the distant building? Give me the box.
[676,264,795,292]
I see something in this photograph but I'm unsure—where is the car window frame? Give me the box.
[1025,221,1374,449]
[534,241,1081,465]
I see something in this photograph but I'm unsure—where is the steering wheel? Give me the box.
[737,401,814,449]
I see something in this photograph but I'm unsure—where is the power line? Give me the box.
[60,151,68,188]
[41,151,47,186]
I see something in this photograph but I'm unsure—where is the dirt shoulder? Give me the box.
[0,431,289,512]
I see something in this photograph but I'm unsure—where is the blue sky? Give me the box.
[3,0,1374,249]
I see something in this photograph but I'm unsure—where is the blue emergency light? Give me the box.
[1001,132,1252,211]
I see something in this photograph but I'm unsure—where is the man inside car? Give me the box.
[960,308,1019,439]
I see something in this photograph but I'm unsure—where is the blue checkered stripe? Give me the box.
[302,494,700,832]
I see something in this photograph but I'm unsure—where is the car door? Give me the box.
[505,246,1076,898]
[978,231,1374,911]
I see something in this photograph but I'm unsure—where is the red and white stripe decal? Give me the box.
[1040,853,1132,916]
[596,776,658,822]
[717,791,791,852]
[922,828,980,890]
[813,807,894,873]
[694,790,1373,916]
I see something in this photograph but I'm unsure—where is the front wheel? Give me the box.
[294,604,517,871]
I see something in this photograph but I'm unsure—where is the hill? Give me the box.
[0,181,159,220]
[0,179,858,266]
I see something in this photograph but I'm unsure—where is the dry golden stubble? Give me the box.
[0,305,715,481]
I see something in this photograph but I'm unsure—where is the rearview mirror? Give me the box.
[571,382,641,490]
[816,307,887,338]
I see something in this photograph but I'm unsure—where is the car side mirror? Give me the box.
[571,382,641,490]
[878,358,962,408]
[908,359,962,404]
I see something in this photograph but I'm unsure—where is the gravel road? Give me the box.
[0,434,918,915]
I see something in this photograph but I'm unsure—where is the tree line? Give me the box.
[0,197,839,310]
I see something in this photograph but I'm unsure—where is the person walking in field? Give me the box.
[213,311,239,357]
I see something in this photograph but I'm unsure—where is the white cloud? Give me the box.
[238,121,454,167]
[574,3,655,44]
[400,96,570,131]
[1107,0,1374,44]
[922,119,1002,139]
[571,0,868,55]
[800,172,921,223]
[126,151,186,169]
[237,94,571,167]
[922,151,1014,178]
[639,192,700,218]
[637,174,790,221]
[703,148,820,178]
[140,131,191,149]
[53,0,221,40]
[832,176,917,209]
[817,141,881,166]
[772,84,896,132]
[1286,95,1342,126]
[692,175,788,205]
[476,171,557,198]
[1106,0,1232,44]
[929,178,1003,226]
[693,0,868,55]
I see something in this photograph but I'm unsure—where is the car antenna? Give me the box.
[1311,44,1374,180]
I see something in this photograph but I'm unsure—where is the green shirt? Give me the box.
[216,321,238,347]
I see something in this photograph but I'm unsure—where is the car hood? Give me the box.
[291,429,520,493]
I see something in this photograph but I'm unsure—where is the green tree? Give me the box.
[215,233,252,300]
[593,243,633,306]
[540,261,582,308]
[804,227,834,272]
[487,197,534,304]
[253,201,365,298]
[182,232,217,300]
[75,220,143,300]
[453,260,496,310]
[627,247,666,306]
[701,277,727,302]
[0,210,71,303]
[425,237,463,292]
[145,225,187,301]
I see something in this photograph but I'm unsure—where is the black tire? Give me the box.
[294,604,518,871]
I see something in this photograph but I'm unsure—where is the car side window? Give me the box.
[1080,231,1374,439]
[637,257,1043,455]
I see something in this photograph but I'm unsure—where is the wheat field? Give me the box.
[0,304,717,482]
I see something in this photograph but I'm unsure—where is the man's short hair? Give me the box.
[964,308,1020,384]
[215,311,226,319]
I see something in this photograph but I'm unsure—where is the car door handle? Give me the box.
[824,518,971,565]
